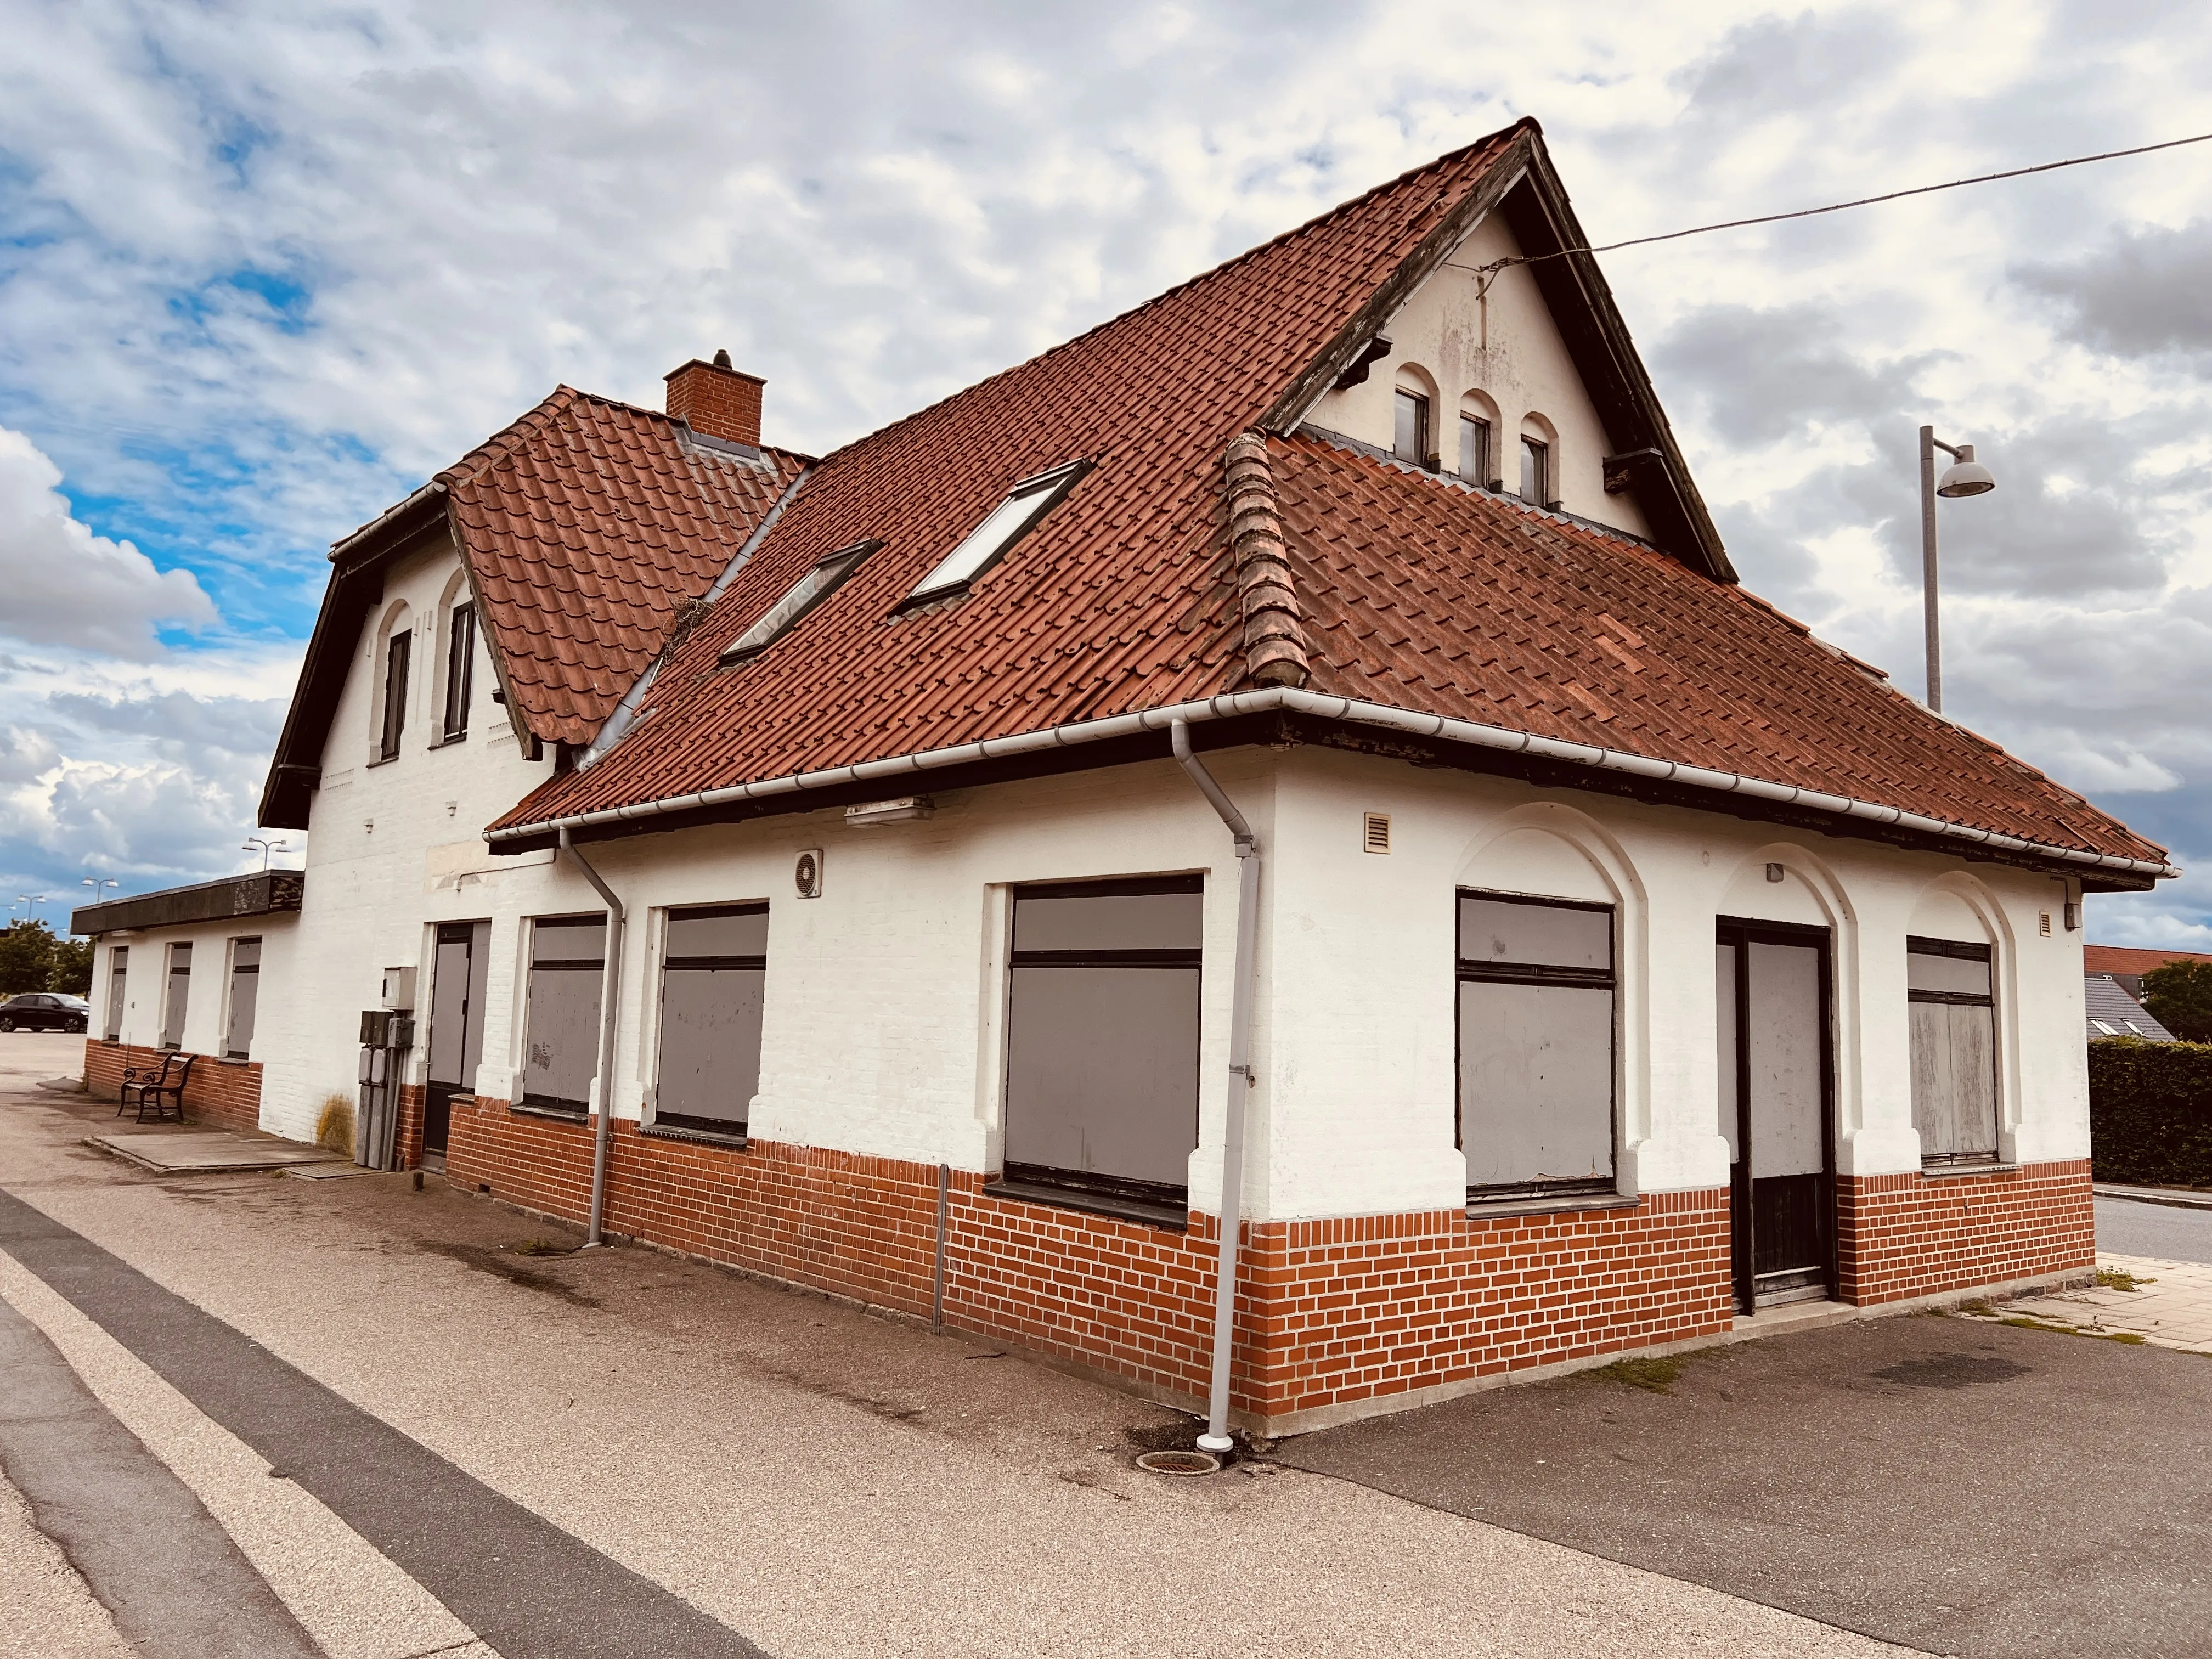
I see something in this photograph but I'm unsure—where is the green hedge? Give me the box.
[2089,1037,2212,1188]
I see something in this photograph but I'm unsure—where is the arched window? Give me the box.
[1393,365,1441,468]
[370,601,413,763]
[1519,413,1558,506]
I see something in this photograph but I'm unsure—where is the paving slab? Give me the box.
[86,1130,341,1174]
[1967,1252,2212,1353]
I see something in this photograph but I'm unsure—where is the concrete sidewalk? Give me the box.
[0,1057,1903,1659]
[1969,1254,2212,1353]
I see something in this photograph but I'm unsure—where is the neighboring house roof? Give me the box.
[259,388,808,827]
[478,121,2167,887]
[71,871,304,938]
[2085,973,2177,1042]
[2083,945,2212,979]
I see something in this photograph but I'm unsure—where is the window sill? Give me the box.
[1466,1190,1638,1221]
[1921,1160,2018,1180]
[218,1056,251,1066]
[641,1121,748,1151]
[428,731,470,750]
[983,1177,1188,1232]
[510,1101,589,1125]
[365,753,399,769]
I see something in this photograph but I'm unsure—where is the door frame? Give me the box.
[1718,916,1838,1314]
[424,920,486,1155]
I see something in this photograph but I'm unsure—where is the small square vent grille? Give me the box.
[2038,911,2052,936]
[1362,812,1391,854]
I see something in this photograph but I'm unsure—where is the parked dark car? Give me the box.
[0,992,90,1032]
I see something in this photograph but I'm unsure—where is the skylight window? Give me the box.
[719,539,881,666]
[901,460,1090,606]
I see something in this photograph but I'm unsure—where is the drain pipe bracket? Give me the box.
[1172,719,1259,1453]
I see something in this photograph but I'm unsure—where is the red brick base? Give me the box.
[394,1085,426,1171]
[82,1041,262,1133]
[1837,1159,2094,1305]
[445,1098,1737,1426]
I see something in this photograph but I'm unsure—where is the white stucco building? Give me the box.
[75,120,2175,1436]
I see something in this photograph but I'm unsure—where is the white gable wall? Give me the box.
[1303,211,1654,541]
[252,533,558,1138]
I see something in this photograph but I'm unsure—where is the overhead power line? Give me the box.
[1453,130,2212,282]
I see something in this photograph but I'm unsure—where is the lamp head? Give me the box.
[1937,443,1995,498]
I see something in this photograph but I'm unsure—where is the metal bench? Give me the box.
[119,1052,194,1123]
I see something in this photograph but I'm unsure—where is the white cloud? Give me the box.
[0,427,216,656]
[0,0,2209,943]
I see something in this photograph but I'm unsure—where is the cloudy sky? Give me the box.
[1,0,2206,944]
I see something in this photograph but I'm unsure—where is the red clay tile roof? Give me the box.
[1272,434,2164,866]
[490,126,1525,826]
[439,387,808,744]
[2084,945,2212,975]
[476,121,2163,876]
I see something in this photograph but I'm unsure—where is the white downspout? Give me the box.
[1171,718,1260,1454]
[558,826,625,1248]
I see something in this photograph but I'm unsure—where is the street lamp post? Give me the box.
[1918,426,1997,714]
[241,837,294,872]
[82,877,119,906]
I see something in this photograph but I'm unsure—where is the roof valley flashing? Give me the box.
[257,116,2171,894]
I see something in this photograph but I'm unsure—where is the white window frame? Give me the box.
[900,461,1089,607]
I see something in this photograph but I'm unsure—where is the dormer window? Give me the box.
[902,461,1088,607]
[1393,390,1430,466]
[1520,436,1551,506]
[720,539,882,667]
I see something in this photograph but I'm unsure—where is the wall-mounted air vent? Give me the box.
[1362,812,1391,854]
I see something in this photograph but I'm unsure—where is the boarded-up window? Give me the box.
[654,904,768,1136]
[523,916,605,1112]
[1003,877,1202,1208]
[105,946,127,1042]
[1908,936,1998,1164]
[1458,892,1615,1198]
[225,938,261,1059]
[162,942,192,1049]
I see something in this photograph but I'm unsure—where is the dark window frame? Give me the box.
[1460,412,1493,485]
[1906,935,2000,1167]
[224,935,261,1060]
[1455,888,1619,1202]
[520,914,606,1115]
[653,900,769,1138]
[442,602,475,741]
[379,629,412,760]
[1394,388,1432,466]
[998,873,1203,1215]
[105,945,127,1042]
[1519,435,1551,506]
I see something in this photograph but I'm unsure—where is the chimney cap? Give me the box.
[713,348,732,369]
[664,356,764,388]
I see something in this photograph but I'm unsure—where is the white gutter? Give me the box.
[492,689,2180,881]
[1170,719,1260,1455]
[558,827,625,1247]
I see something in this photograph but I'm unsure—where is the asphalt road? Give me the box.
[0,1034,1900,1659]
[2097,1194,2212,1263]
[1278,1311,2212,1659]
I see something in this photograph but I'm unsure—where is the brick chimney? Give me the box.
[665,349,764,448]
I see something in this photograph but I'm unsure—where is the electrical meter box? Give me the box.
[380,966,417,1010]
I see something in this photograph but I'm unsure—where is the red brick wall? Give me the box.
[1837,1159,2094,1305]
[445,1096,1735,1424]
[395,1085,425,1170]
[82,1040,262,1133]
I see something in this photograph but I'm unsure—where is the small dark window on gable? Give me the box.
[380,630,411,760]
[1520,436,1551,506]
[1460,414,1492,484]
[442,603,475,741]
[1394,390,1431,466]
